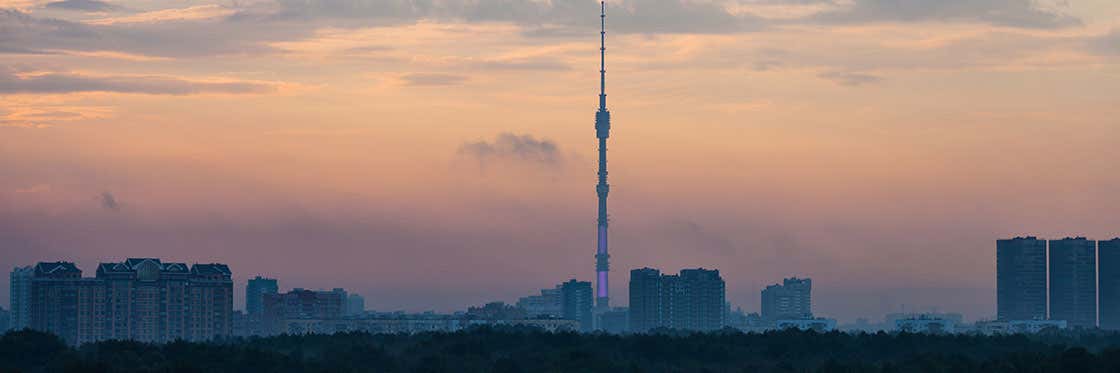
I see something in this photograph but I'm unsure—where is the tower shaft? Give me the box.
[594,0,611,310]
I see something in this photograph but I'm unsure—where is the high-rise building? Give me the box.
[629,268,662,332]
[676,269,726,331]
[517,286,562,318]
[592,0,614,311]
[245,276,278,335]
[9,266,33,330]
[627,268,725,332]
[1100,238,1120,330]
[29,262,104,345]
[24,259,232,345]
[347,294,365,316]
[561,280,594,332]
[186,263,236,341]
[261,288,345,335]
[761,278,812,321]
[246,276,278,317]
[996,237,1047,321]
[1049,237,1097,328]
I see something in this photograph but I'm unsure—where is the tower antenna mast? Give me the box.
[593,0,612,311]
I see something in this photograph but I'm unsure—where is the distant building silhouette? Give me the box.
[517,285,562,318]
[627,268,725,332]
[761,278,812,321]
[996,237,1047,321]
[24,259,232,345]
[245,276,278,334]
[246,276,278,317]
[596,307,628,333]
[1100,238,1120,330]
[231,310,248,337]
[0,306,9,332]
[347,294,366,316]
[1049,237,1097,328]
[9,266,33,330]
[894,314,956,334]
[262,288,345,335]
[467,302,526,320]
[561,280,594,332]
[975,319,1066,334]
[774,318,836,332]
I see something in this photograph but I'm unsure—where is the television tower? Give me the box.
[594,0,612,310]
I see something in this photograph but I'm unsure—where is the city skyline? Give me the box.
[13,233,1120,342]
[2,0,1120,324]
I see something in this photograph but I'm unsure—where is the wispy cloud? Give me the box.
[45,0,119,12]
[0,100,114,128]
[85,5,234,25]
[458,133,563,169]
[99,191,120,211]
[399,73,469,86]
[1087,29,1120,56]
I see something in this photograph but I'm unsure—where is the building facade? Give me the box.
[24,259,232,345]
[626,268,725,332]
[1049,237,1097,328]
[996,237,1047,321]
[761,277,812,321]
[1101,238,1120,330]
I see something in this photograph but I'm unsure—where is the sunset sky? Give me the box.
[2,0,1119,322]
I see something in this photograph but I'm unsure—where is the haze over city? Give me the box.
[3,0,1120,324]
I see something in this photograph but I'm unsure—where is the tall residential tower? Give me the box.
[1100,238,1120,330]
[1049,237,1097,328]
[593,0,612,310]
[996,237,1047,321]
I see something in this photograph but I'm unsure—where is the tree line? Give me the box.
[4,327,1120,372]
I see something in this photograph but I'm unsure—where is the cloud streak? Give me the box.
[0,67,279,95]
[809,0,1080,29]
[44,0,119,12]
[818,71,882,86]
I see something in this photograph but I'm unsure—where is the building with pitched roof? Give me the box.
[24,258,232,344]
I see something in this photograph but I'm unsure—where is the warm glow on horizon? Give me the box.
[2,0,1119,322]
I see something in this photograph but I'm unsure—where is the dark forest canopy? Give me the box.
[5,327,1120,372]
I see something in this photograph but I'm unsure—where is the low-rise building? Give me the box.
[895,314,956,334]
[774,318,836,332]
[975,319,1067,334]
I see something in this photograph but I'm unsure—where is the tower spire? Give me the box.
[599,0,606,111]
[594,0,612,311]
